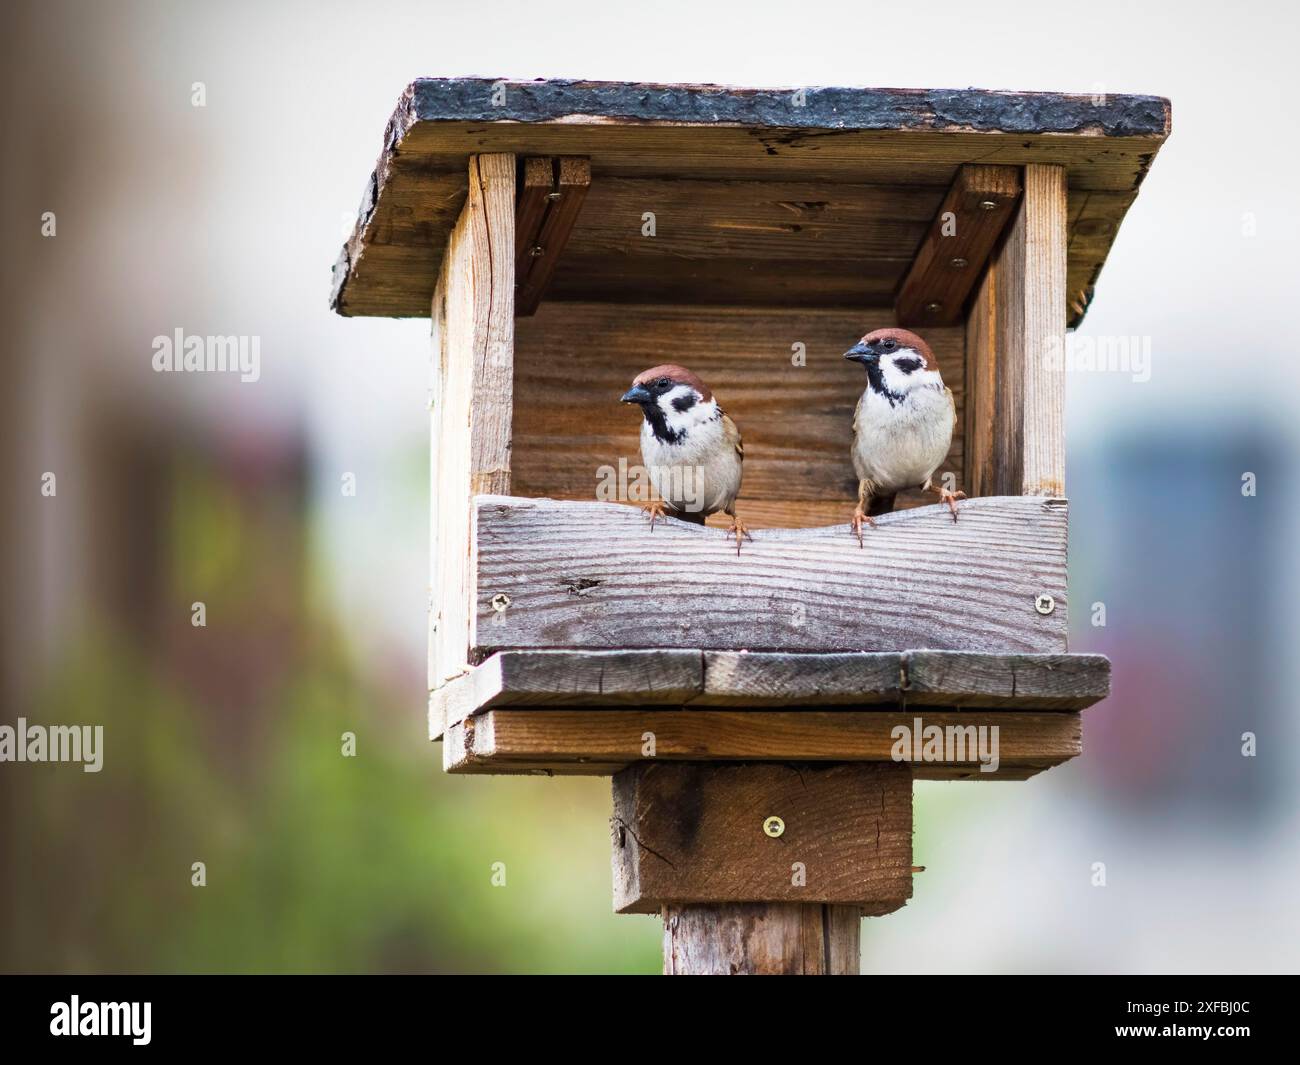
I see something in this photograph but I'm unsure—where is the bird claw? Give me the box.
[725,517,753,556]
[850,508,876,548]
[939,489,966,523]
[639,499,669,531]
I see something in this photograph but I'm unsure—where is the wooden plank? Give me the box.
[429,648,703,739]
[332,80,1169,321]
[698,651,901,706]
[428,650,1108,739]
[663,903,860,975]
[473,495,1068,654]
[445,708,1081,780]
[990,164,1068,497]
[513,302,964,523]
[429,154,515,689]
[513,157,555,282]
[904,651,1109,709]
[895,165,1022,327]
[963,261,997,498]
[544,177,940,307]
[612,762,912,914]
[516,157,591,316]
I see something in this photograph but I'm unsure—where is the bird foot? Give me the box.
[938,488,966,522]
[725,517,753,556]
[639,499,669,531]
[850,507,877,548]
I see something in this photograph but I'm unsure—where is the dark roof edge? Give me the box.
[406,77,1171,138]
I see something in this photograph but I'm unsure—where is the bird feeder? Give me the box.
[330,78,1170,974]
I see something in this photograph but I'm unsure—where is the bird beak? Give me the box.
[843,341,876,364]
[620,384,652,404]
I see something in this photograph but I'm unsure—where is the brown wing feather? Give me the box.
[722,411,744,461]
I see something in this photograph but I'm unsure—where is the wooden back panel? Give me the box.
[512,302,964,528]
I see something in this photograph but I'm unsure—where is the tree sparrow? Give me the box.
[844,327,963,546]
[620,364,750,553]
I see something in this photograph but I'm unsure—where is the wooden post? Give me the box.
[663,904,861,975]
[429,154,515,691]
[964,163,1068,498]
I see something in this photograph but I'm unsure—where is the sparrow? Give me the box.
[619,364,750,554]
[844,327,963,546]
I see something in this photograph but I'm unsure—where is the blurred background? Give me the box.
[2,0,1296,974]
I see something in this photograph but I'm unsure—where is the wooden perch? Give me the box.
[471,495,1070,657]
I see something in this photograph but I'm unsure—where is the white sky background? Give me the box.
[40,0,1298,971]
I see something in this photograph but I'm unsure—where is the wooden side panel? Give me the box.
[473,495,1069,655]
[967,165,1068,499]
[663,903,861,975]
[964,262,997,498]
[612,762,912,914]
[429,154,515,689]
[513,303,965,524]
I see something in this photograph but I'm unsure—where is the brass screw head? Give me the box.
[979,199,999,210]
[529,245,545,257]
[950,257,968,268]
[763,816,785,838]
[1034,593,1056,615]
[925,301,943,314]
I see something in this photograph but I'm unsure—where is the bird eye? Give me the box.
[881,339,896,351]
[656,377,671,389]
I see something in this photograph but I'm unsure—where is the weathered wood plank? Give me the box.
[516,157,591,316]
[429,649,1109,738]
[963,260,998,499]
[698,652,902,706]
[513,303,964,523]
[895,165,1021,327]
[612,762,912,914]
[445,708,1081,780]
[663,903,860,975]
[513,157,555,282]
[991,164,1068,497]
[904,651,1109,709]
[429,648,704,739]
[473,495,1068,654]
[429,154,515,689]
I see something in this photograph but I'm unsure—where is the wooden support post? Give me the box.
[964,164,1068,498]
[514,157,590,316]
[429,153,515,690]
[663,903,861,975]
[895,164,1021,327]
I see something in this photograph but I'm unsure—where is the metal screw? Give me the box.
[546,191,562,202]
[979,199,999,211]
[950,257,968,269]
[763,816,785,838]
[1034,593,1055,615]
[491,593,511,613]
[529,245,545,257]
[925,301,943,314]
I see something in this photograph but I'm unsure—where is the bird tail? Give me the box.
[867,493,896,517]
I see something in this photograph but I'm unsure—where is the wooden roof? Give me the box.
[330,78,1170,325]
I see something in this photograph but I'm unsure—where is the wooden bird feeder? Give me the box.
[330,78,1170,974]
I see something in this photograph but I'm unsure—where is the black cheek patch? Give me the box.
[672,392,697,413]
[895,357,923,375]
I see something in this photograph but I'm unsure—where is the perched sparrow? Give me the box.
[620,364,750,553]
[844,327,963,546]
